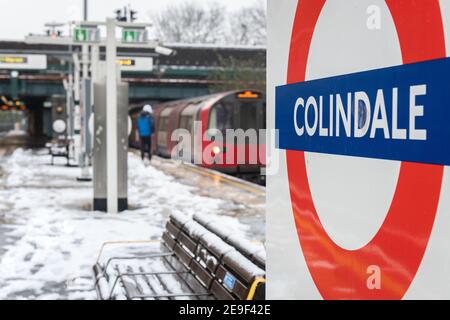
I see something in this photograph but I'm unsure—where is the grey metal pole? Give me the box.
[106,18,118,214]
[79,44,89,171]
[81,78,92,169]
[80,0,91,178]
[67,23,75,164]
[66,74,74,137]
[73,51,81,166]
[90,44,99,157]
[91,45,99,93]
[83,0,88,21]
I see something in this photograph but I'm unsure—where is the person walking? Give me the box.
[137,104,155,161]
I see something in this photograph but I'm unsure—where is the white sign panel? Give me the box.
[0,54,47,70]
[268,0,450,300]
[117,57,153,72]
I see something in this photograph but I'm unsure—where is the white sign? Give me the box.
[268,0,450,300]
[0,54,47,70]
[117,57,153,72]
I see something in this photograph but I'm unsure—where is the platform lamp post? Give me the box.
[24,21,175,214]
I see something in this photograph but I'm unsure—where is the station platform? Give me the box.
[0,144,265,300]
[0,132,48,155]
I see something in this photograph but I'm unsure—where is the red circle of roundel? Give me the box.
[286,0,446,300]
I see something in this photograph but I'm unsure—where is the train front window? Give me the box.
[239,103,258,131]
[209,103,234,132]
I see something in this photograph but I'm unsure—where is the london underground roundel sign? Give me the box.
[275,0,448,299]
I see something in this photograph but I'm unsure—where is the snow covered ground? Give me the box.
[0,148,263,300]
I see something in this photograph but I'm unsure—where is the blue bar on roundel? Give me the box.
[275,57,450,166]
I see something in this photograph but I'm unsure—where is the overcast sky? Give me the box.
[0,0,260,40]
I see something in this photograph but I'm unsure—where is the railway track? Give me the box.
[132,150,265,197]
[179,162,265,196]
[130,151,265,240]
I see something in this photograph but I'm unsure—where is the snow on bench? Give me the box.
[47,138,70,166]
[93,213,266,300]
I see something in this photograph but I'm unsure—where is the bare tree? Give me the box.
[228,0,267,46]
[208,54,266,93]
[151,1,227,44]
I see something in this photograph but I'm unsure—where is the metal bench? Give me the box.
[93,213,266,300]
[49,137,70,166]
[193,213,266,271]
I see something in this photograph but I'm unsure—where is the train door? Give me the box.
[167,102,188,156]
[157,108,171,156]
[151,105,166,154]
[234,91,265,168]
[178,104,200,162]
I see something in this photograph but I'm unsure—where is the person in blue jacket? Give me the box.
[137,104,155,161]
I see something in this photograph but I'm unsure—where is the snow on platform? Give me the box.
[0,149,264,300]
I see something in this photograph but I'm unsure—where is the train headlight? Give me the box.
[212,146,221,155]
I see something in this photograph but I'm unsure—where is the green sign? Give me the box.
[122,30,136,42]
[75,28,87,42]
[74,27,100,43]
[122,29,147,43]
